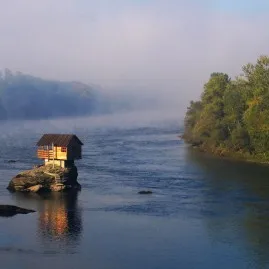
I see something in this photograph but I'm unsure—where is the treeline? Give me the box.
[0,69,97,120]
[184,55,269,162]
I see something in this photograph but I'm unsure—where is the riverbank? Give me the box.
[185,140,269,166]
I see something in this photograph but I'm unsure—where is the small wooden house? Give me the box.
[37,134,83,168]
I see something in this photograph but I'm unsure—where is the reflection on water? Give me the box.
[38,192,82,245]
[186,147,269,268]
[13,191,82,250]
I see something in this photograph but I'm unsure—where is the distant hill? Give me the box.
[0,69,97,120]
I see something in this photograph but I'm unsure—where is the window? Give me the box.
[48,145,53,150]
[61,147,67,152]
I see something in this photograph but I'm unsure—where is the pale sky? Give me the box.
[0,0,268,110]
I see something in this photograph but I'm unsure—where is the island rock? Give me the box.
[7,164,81,193]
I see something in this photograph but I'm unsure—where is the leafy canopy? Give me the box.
[184,55,269,161]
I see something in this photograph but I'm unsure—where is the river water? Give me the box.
[1,111,269,269]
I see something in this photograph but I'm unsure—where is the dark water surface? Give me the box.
[1,112,269,269]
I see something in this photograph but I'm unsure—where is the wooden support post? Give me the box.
[46,145,49,165]
[52,142,54,168]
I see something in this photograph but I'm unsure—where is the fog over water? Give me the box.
[1,0,269,112]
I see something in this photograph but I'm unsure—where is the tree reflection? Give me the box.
[186,147,269,268]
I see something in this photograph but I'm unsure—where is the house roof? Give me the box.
[36,134,83,147]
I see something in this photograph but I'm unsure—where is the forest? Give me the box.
[0,69,97,120]
[184,55,269,162]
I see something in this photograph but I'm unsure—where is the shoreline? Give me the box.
[185,141,269,167]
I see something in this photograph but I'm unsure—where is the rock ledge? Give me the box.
[7,164,81,193]
[138,190,153,195]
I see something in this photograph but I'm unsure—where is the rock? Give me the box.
[50,183,66,192]
[33,164,43,169]
[138,190,153,195]
[7,160,16,163]
[7,164,81,193]
[27,184,43,193]
[0,205,35,217]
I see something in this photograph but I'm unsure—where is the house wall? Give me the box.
[54,146,68,160]
[37,145,81,161]
[37,147,67,160]
[67,145,82,160]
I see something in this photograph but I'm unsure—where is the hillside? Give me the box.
[0,69,97,120]
[184,55,269,163]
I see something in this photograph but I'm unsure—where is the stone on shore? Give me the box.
[7,164,81,193]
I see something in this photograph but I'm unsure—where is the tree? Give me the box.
[183,55,269,162]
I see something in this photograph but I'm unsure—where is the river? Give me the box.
[1,111,269,269]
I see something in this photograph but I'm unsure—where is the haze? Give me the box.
[1,0,269,115]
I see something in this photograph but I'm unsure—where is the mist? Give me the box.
[0,0,269,117]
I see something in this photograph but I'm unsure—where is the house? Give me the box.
[36,134,83,168]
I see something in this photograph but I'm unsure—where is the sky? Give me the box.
[0,0,269,112]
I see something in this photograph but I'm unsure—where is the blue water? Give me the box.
[1,112,269,268]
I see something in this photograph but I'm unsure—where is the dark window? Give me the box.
[61,147,67,152]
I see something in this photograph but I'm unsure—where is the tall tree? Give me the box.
[183,55,269,161]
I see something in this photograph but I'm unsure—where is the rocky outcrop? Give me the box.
[7,164,81,193]
[138,190,153,195]
[7,160,16,163]
[0,205,35,217]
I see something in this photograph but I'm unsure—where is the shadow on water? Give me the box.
[186,147,269,200]
[186,147,269,268]
[12,191,82,250]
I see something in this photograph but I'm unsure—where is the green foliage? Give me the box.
[184,55,269,162]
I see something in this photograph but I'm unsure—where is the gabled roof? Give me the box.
[36,134,83,147]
